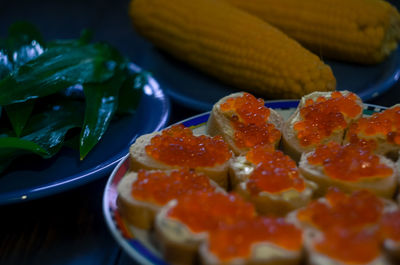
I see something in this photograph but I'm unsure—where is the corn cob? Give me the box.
[129,0,336,99]
[225,0,400,64]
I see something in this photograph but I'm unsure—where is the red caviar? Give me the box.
[297,189,383,230]
[315,227,381,264]
[131,169,215,205]
[208,217,302,261]
[381,210,400,241]
[294,92,361,146]
[307,142,393,181]
[167,192,255,233]
[145,124,231,167]
[347,106,400,145]
[246,145,305,194]
[220,93,281,148]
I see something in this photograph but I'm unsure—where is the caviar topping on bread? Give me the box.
[155,192,255,265]
[305,227,388,265]
[117,169,219,229]
[199,217,303,265]
[129,124,232,188]
[346,104,400,159]
[293,189,397,265]
[207,92,283,155]
[282,91,363,161]
[380,210,400,260]
[299,141,398,198]
[230,145,315,216]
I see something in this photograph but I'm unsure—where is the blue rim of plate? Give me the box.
[0,63,170,205]
[102,100,388,265]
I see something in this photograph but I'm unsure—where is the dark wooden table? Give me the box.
[1,0,400,264]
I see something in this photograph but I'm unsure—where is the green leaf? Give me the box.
[6,21,45,69]
[116,71,145,115]
[79,67,125,159]
[0,99,85,174]
[5,100,35,137]
[0,43,124,106]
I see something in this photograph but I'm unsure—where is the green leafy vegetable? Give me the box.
[80,67,125,159]
[5,100,35,136]
[0,21,145,174]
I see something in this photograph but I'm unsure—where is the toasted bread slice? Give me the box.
[117,171,161,230]
[154,192,256,265]
[299,147,398,199]
[345,104,400,160]
[303,228,390,265]
[129,125,232,189]
[282,91,363,162]
[155,200,209,265]
[207,92,284,155]
[198,217,303,265]
[229,147,315,216]
[117,169,221,230]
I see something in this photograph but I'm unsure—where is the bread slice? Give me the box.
[154,192,255,265]
[299,147,398,199]
[303,228,390,265]
[344,104,400,160]
[380,210,400,262]
[229,149,316,216]
[129,127,232,189]
[154,200,209,265]
[117,171,161,230]
[117,169,222,230]
[198,217,303,265]
[206,92,284,155]
[282,91,363,162]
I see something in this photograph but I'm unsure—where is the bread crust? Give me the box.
[117,172,161,230]
[344,104,400,160]
[303,229,391,265]
[129,131,231,189]
[229,155,315,216]
[154,201,208,265]
[299,151,398,199]
[282,91,363,162]
[199,240,302,265]
[207,92,284,156]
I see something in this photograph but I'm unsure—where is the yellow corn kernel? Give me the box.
[129,0,336,99]
[225,0,400,64]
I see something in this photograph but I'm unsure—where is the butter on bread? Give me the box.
[207,92,284,155]
[282,91,363,162]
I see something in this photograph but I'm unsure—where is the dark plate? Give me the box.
[0,64,170,205]
[128,0,400,111]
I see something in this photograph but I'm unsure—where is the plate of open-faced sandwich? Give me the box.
[104,90,400,265]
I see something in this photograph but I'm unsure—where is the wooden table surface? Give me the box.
[1,0,400,264]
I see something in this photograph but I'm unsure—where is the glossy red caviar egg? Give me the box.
[208,217,302,261]
[307,142,393,181]
[348,106,400,145]
[294,92,361,146]
[131,169,215,205]
[220,93,281,148]
[167,192,255,233]
[297,189,383,230]
[145,124,232,167]
[246,145,305,194]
